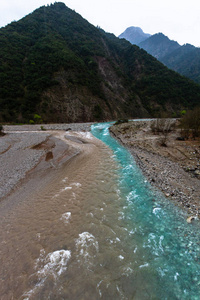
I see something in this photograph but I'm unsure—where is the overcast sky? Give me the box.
[0,0,200,47]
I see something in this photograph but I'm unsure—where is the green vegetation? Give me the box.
[114,119,129,125]
[161,44,200,85]
[180,107,200,139]
[33,114,43,123]
[40,125,46,131]
[0,124,5,136]
[0,2,200,123]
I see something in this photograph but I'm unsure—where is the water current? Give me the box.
[92,122,200,299]
[0,123,199,299]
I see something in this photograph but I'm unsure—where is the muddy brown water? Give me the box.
[0,135,137,299]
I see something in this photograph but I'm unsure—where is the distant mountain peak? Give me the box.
[119,26,151,45]
[138,32,180,59]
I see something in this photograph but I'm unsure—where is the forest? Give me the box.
[0,2,200,123]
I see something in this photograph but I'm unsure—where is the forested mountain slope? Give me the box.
[0,2,200,123]
[139,33,181,59]
[120,27,200,85]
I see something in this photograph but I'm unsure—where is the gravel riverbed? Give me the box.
[0,123,93,199]
[110,120,200,219]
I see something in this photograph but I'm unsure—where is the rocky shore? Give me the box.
[0,123,93,200]
[110,120,200,219]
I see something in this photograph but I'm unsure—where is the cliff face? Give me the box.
[0,3,200,123]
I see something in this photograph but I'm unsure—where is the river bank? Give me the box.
[0,123,118,299]
[110,120,200,219]
[0,123,93,201]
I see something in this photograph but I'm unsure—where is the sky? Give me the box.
[0,0,200,47]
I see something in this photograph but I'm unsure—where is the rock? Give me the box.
[194,170,200,176]
[187,216,198,223]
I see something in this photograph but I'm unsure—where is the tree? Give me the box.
[150,118,176,146]
[180,107,200,139]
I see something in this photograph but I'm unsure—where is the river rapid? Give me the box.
[0,123,199,299]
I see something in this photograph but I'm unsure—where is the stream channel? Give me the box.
[91,122,200,299]
[0,122,200,299]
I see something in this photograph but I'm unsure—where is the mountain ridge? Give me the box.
[0,3,200,123]
[119,27,200,84]
[119,26,151,45]
[139,33,181,59]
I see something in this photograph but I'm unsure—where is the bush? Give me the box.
[150,118,175,134]
[180,107,200,139]
[34,114,43,124]
[40,125,46,131]
[114,119,129,125]
[150,118,176,147]
[0,124,5,136]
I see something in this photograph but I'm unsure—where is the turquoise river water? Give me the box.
[91,122,200,299]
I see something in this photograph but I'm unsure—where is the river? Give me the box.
[0,122,199,299]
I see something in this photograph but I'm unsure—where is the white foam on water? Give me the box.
[36,233,41,241]
[116,189,121,197]
[110,228,116,235]
[126,190,138,203]
[52,185,73,199]
[71,182,82,188]
[153,207,162,215]
[36,249,71,279]
[159,235,164,252]
[63,186,72,191]
[129,228,137,236]
[108,237,121,245]
[122,266,134,276]
[158,267,167,277]
[96,280,103,298]
[75,232,99,264]
[119,255,124,260]
[62,177,68,183]
[139,263,149,269]
[118,211,125,220]
[23,249,71,299]
[174,272,180,281]
[86,212,94,218]
[60,212,71,224]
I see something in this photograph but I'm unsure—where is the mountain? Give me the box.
[139,34,200,84]
[119,26,151,45]
[160,44,200,84]
[121,27,200,84]
[0,2,200,123]
[138,33,180,59]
